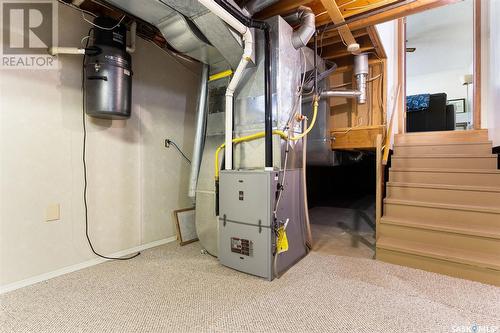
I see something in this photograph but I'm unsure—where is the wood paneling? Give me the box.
[324,46,374,60]
[343,0,460,31]
[258,0,457,32]
[257,0,405,26]
[331,125,385,149]
[318,29,368,47]
[339,0,400,18]
[329,59,386,129]
[315,26,386,65]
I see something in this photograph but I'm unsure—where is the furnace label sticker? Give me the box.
[230,237,252,256]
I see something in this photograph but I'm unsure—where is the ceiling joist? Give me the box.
[319,0,359,52]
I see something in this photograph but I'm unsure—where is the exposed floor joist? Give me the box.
[319,0,359,51]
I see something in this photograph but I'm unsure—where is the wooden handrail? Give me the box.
[382,85,401,165]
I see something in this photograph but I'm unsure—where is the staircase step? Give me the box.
[393,141,492,156]
[376,238,500,286]
[389,168,500,187]
[386,182,500,208]
[394,129,489,145]
[378,222,500,260]
[380,217,500,239]
[383,198,500,228]
[391,155,498,169]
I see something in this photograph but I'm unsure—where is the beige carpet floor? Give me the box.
[1,240,500,333]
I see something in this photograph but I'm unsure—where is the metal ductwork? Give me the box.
[188,64,209,199]
[243,0,279,16]
[103,0,244,72]
[284,6,316,50]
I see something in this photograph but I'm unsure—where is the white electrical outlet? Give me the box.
[45,203,60,222]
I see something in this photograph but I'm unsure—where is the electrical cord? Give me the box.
[57,0,96,17]
[164,139,191,164]
[82,28,140,261]
[82,12,126,30]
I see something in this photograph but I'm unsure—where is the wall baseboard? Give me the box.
[0,236,177,295]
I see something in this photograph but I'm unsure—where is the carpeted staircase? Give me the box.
[377,129,500,286]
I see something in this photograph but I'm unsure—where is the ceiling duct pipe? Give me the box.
[198,0,255,171]
[203,0,274,169]
[244,0,279,16]
[287,6,316,50]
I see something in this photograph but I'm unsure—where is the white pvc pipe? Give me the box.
[198,0,247,35]
[48,47,85,55]
[198,0,254,170]
[126,21,137,54]
[224,32,253,170]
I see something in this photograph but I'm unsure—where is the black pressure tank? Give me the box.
[85,16,132,119]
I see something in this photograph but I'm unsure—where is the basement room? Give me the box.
[1,0,499,332]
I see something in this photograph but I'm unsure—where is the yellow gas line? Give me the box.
[214,130,288,180]
[209,69,233,82]
[213,95,319,180]
[287,96,318,141]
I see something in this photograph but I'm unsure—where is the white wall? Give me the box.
[374,1,498,144]
[405,0,473,126]
[0,4,200,287]
[406,69,472,124]
[406,69,470,99]
[376,20,399,138]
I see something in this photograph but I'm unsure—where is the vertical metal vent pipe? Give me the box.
[188,64,209,199]
[354,53,369,104]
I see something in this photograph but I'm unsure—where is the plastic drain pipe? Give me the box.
[207,0,273,170]
[198,0,255,171]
